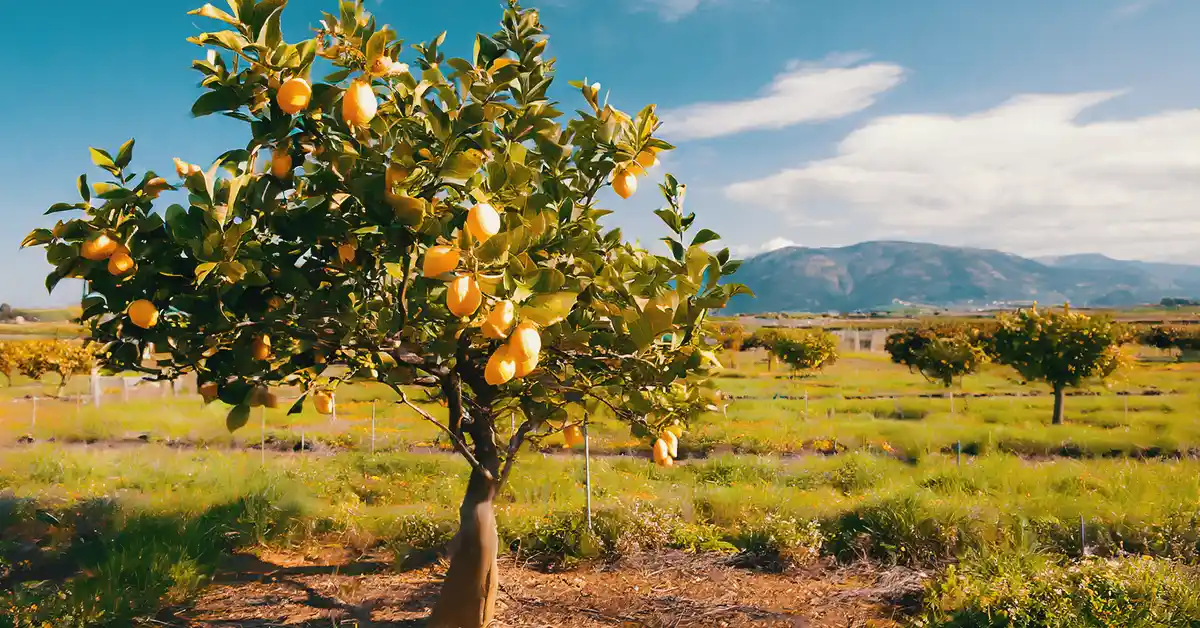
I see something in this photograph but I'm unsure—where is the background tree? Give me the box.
[769,329,839,376]
[20,1,745,625]
[14,341,55,384]
[0,342,18,386]
[710,321,746,367]
[885,324,990,388]
[990,306,1127,425]
[45,341,96,394]
[1138,324,1200,361]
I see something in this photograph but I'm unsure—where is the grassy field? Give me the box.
[3,346,1200,626]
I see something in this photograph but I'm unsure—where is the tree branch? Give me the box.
[385,381,492,480]
[496,418,534,492]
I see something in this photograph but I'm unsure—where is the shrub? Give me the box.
[769,329,839,374]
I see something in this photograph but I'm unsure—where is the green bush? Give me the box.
[920,551,1200,627]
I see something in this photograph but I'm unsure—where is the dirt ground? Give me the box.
[163,550,924,627]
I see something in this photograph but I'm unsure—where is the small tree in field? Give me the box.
[990,306,1126,425]
[20,1,744,624]
[770,329,838,377]
[0,342,18,386]
[710,321,746,367]
[885,324,989,388]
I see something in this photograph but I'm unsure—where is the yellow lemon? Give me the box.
[277,77,312,114]
[481,300,515,339]
[509,322,541,361]
[107,249,135,276]
[446,275,482,317]
[342,79,378,127]
[128,300,159,329]
[652,438,671,466]
[81,233,118,261]
[636,149,657,169]
[271,150,293,178]
[484,344,517,386]
[660,430,678,458]
[514,352,539,378]
[563,424,584,448]
[613,169,637,199]
[313,390,335,415]
[251,335,272,361]
[466,203,501,242]
[423,246,460,278]
[386,192,426,227]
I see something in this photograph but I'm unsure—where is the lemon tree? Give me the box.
[769,329,838,376]
[991,306,1126,425]
[885,324,990,388]
[20,1,745,625]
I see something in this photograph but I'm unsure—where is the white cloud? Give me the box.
[660,55,906,141]
[730,237,798,258]
[1112,0,1159,19]
[724,91,1200,261]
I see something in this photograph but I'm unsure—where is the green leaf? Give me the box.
[45,203,76,215]
[384,263,407,279]
[21,229,54,248]
[115,139,136,169]
[325,68,352,83]
[78,174,90,203]
[189,3,239,24]
[520,292,578,326]
[365,27,393,63]
[691,229,720,247]
[89,147,116,170]
[195,262,218,284]
[192,88,242,117]
[257,6,283,48]
[661,238,685,261]
[226,405,251,432]
[654,209,682,234]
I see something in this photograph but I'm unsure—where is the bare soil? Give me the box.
[162,550,923,627]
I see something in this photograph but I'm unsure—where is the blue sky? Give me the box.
[3,0,1199,306]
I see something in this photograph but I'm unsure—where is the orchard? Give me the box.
[20,1,746,625]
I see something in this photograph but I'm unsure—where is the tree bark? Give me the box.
[1051,384,1066,425]
[429,360,502,628]
[428,466,500,628]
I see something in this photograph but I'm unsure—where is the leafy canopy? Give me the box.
[885,324,990,387]
[21,0,746,444]
[769,329,838,374]
[990,306,1126,390]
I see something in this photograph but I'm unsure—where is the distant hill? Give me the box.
[724,241,1200,314]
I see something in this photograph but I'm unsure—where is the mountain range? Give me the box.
[723,241,1200,314]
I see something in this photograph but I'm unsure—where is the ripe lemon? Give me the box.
[514,352,539,378]
[484,345,517,386]
[107,249,135,276]
[277,77,312,115]
[666,421,684,438]
[342,79,378,127]
[267,296,285,311]
[386,192,426,227]
[466,203,501,242]
[385,163,411,190]
[636,149,657,169]
[251,335,272,361]
[652,438,671,466]
[338,242,357,264]
[613,168,637,199]
[509,322,541,361]
[660,430,678,458]
[422,245,461,278]
[481,300,515,339]
[199,381,219,403]
[313,390,335,415]
[144,177,170,198]
[271,150,293,178]
[81,233,118,261]
[563,424,584,448]
[446,275,482,317]
[128,300,159,329]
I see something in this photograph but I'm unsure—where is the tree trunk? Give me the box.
[1051,384,1066,425]
[429,363,503,628]
[428,467,499,628]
